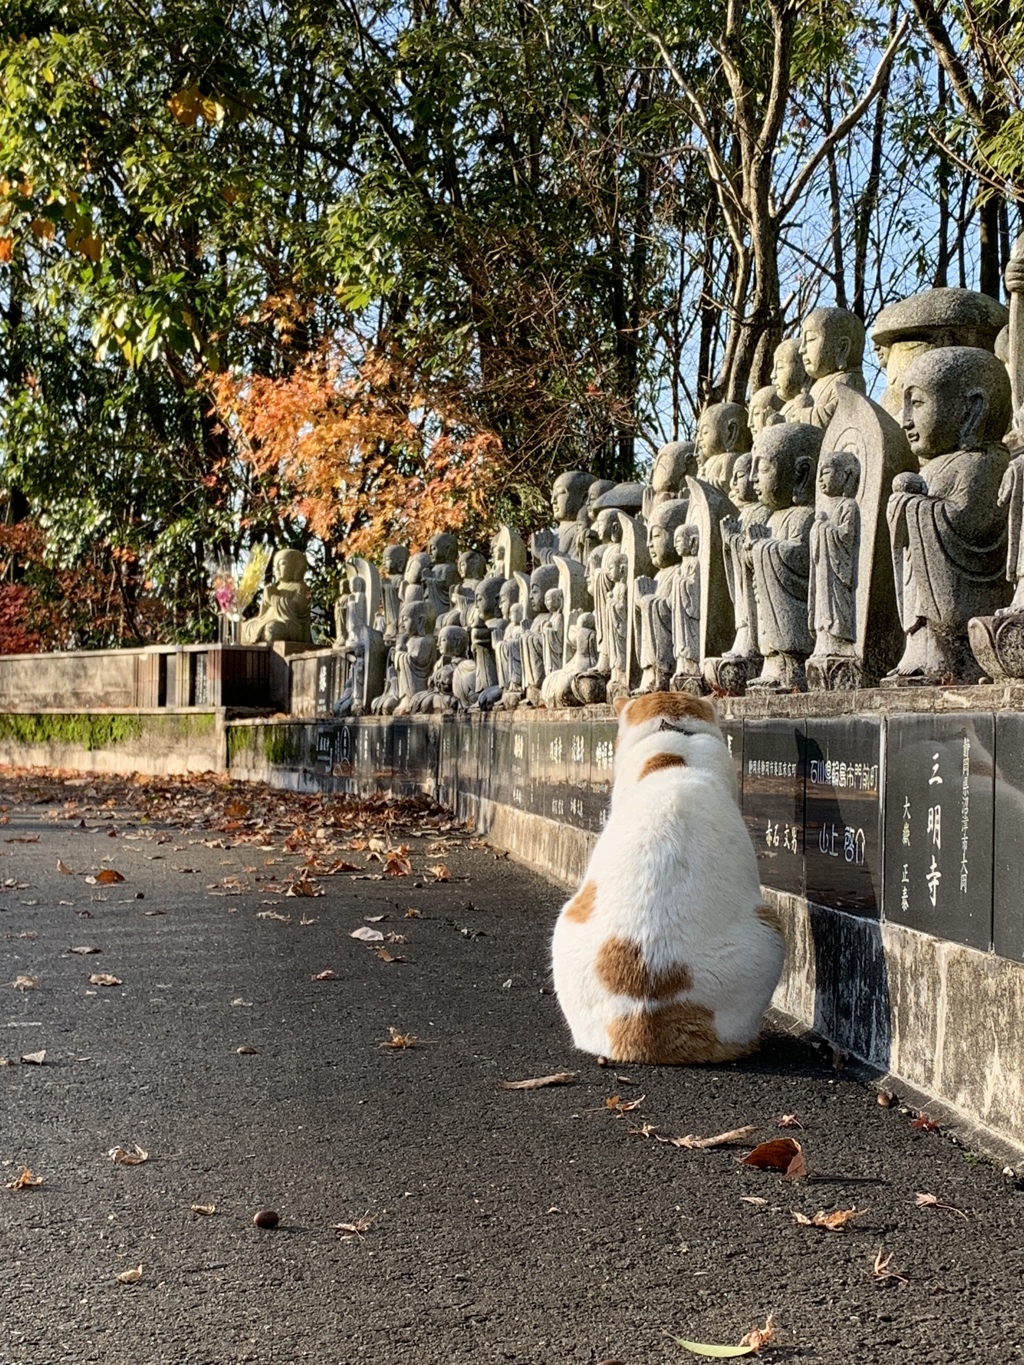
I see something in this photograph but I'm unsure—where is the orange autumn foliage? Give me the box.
[212,343,505,560]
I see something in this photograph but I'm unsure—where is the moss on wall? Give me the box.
[0,711,217,752]
[263,725,304,766]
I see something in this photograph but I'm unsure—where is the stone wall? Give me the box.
[0,711,225,776]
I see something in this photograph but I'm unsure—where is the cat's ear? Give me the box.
[613,696,629,717]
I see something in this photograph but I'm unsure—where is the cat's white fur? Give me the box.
[551,692,784,1063]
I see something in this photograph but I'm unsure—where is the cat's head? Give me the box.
[612,691,720,747]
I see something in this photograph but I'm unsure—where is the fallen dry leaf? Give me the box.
[872,1245,908,1284]
[742,1137,806,1179]
[404,907,421,919]
[69,946,101,955]
[350,926,385,942]
[365,914,388,923]
[739,1315,776,1351]
[5,1165,44,1190]
[792,1206,864,1230]
[914,1191,968,1220]
[285,873,323,898]
[12,975,39,991]
[778,1112,804,1129]
[375,947,403,963]
[85,868,125,885]
[191,1203,216,1216]
[379,1027,424,1049]
[310,969,336,981]
[116,1264,143,1284]
[57,859,76,875]
[500,1071,580,1090]
[225,799,250,818]
[236,1045,257,1055]
[605,1093,645,1115]
[108,1144,149,1166]
[89,973,122,987]
[427,863,451,882]
[382,853,413,878]
[740,1196,768,1206]
[911,1114,939,1132]
[628,1122,660,1138]
[333,1211,376,1239]
[659,1125,758,1150]
[20,1050,46,1065]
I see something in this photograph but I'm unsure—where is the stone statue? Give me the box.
[799,307,867,429]
[333,565,385,716]
[720,452,771,666]
[573,479,616,562]
[520,563,560,703]
[585,508,625,680]
[532,470,592,564]
[772,339,813,424]
[605,551,631,697]
[642,441,697,521]
[492,579,519,688]
[426,533,460,621]
[463,575,505,710]
[540,587,565,679]
[634,498,691,693]
[379,543,409,644]
[747,423,824,690]
[808,448,861,668]
[489,524,528,580]
[498,601,527,706]
[543,611,600,708]
[694,402,752,497]
[241,548,313,645]
[401,551,437,635]
[392,599,437,715]
[871,287,1009,421]
[748,385,782,434]
[457,549,487,591]
[670,523,702,692]
[419,624,467,714]
[887,346,1012,684]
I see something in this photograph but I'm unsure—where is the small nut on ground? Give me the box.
[253,1207,279,1229]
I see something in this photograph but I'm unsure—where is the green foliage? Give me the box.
[0,712,143,748]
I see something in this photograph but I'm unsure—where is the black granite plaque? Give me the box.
[314,654,335,717]
[489,720,510,807]
[565,721,592,830]
[191,651,209,707]
[527,721,547,818]
[741,720,805,896]
[883,713,994,951]
[313,727,335,776]
[590,721,616,833]
[438,718,458,805]
[544,723,571,823]
[992,713,1024,963]
[458,719,480,800]
[509,723,530,814]
[803,718,882,916]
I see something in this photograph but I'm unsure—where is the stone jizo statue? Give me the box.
[241,549,313,645]
[634,498,690,693]
[642,441,697,521]
[721,452,770,662]
[670,522,702,691]
[747,423,824,690]
[380,543,409,643]
[808,448,861,662]
[694,402,752,497]
[772,339,812,424]
[799,307,867,429]
[533,469,593,563]
[887,346,1012,683]
[392,599,437,715]
[748,385,782,435]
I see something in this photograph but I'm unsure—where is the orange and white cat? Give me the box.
[551,692,784,1063]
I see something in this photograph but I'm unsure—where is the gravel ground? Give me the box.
[1,769,1023,1365]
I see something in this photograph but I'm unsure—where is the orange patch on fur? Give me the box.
[622,691,717,729]
[594,936,692,1000]
[564,879,597,924]
[639,752,687,780]
[755,902,786,939]
[607,1001,752,1065]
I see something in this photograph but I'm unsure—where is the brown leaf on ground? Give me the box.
[191,1203,217,1216]
[379,1027,425,1049]
[427,863,451,882]
[375,947,403,963]
[365,914,388,923]
[350,926,384,942]
[792,1207,864,1230]
[500,1071,579,1090]
[404,907,421,918]
[628,1122,660,1138]
[915,1191,969,1220]
[740,1196,768,1206]
[872,1245,908,1284]
[382,853,413,878]
[911,1114,939,1131]
[333,1211,376,1239]
[739,1315,777,1350]
[5,1165,44,1189]
[12,975,39,991]
[57,859,76,875]
[384,932,407,944]
[605,1093,645,1114]
[310,969,336,981]
[285,873,323,898]
[20,1050,46,1065]
[778,1112,804,1128]
[660,1125,758,1150]
[69,946,101,955]
[116,1265,143,1284]
[89,973,122,987]
[86,868,124,885]
[225,799,250,818]
[741,1137,805,1178]
[109,1144,149,1165]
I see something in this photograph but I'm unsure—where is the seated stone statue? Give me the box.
[392,600,437,716]
[808,449,861,663]
[541,587,565,679]
[426,533,460,621]
[532,470,593,563]
[747,423,824,690]
[670,523,702,691]
[799,307,867,429]
[455,575,504,710]
[498,601,528,707]
[887,346,1012,683]
[772,339,813,423]
[419,624,468,714]
[642,441,697,521]
[458,549,487,591]
[748,385,782,434]
[543,611,600,708]
[401,551,438,634]
[634,498,691,693]
[694,402,752,497]
[379,543,409,643]
[241,549,313,645]
[721,452,771,661]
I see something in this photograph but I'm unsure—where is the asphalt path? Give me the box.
[2,770,1024,1365]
